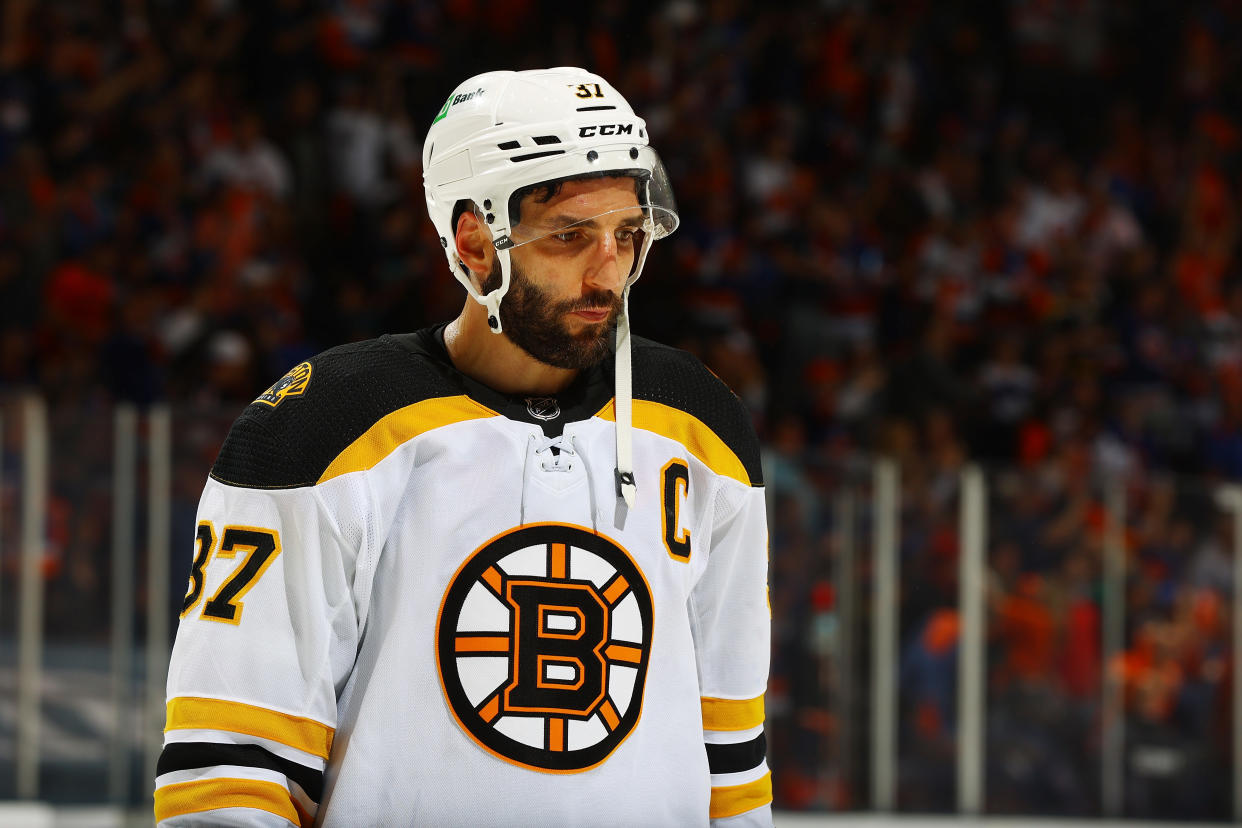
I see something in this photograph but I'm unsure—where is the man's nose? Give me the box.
[584,232,624,292]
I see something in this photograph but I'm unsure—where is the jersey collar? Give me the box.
[393,325,615,437]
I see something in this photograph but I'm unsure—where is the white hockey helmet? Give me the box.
[422,67,679,332]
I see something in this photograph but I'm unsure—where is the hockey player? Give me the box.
[155,67,772,826]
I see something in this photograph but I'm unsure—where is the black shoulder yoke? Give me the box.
[210,334,463,488]
[630,337,764,487]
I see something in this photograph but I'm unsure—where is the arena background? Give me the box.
[1,0,1242,824]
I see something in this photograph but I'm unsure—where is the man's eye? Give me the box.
[553,231,583,243]
[616,229,637,242]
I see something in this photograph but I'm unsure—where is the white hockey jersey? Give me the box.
[156,326,772,826]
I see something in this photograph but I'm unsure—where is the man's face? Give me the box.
[482,176,644,370]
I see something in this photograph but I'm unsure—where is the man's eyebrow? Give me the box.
[543,212,646,229]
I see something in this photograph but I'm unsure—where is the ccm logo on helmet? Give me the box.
[578,123,634,138]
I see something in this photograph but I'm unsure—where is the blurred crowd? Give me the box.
[4,0,1241,485]
[767,450,1234,817]
[2,0,1242,818]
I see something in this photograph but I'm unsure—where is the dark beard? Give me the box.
[482,258,622,369]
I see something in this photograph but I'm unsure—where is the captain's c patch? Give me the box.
[436,524,654,773]
[255,362,312,408]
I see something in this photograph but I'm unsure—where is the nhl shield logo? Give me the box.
[436,523,654,773]
[525,396,561,421]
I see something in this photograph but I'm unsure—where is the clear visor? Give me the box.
[497,146,679,253]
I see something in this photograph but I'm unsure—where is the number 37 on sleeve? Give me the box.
[180,522,281,625]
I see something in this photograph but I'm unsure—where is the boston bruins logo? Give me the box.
[436,523,654,773]
[254,361,312,408]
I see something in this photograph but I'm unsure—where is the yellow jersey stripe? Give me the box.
[318,395,498,483]
[166,697,333,760]
[155,777,301,825]
[595,400,751,486]
[709,771,772,819]
[701,695,765,731]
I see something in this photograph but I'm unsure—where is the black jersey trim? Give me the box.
[210,336,477,489]
[157,741,324,803]
[706,732,767,775]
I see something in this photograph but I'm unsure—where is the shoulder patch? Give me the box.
[211,335,470,489]
[254,361,312,408]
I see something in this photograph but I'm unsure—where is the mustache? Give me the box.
[559,290,623,313]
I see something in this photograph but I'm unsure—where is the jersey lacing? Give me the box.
[520,432,600,531]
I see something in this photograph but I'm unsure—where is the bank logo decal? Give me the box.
[433,87,484,125]
[436,523,654,773]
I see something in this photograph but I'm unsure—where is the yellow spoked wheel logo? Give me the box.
[436,524,654,773]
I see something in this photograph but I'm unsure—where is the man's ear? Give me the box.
[454,209,493,289]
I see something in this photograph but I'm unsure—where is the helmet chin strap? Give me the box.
[613,223,657,516]
[454,245,510,334]
[483,291,504,333]
[613,286,636,511]
[484,247,512,333]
